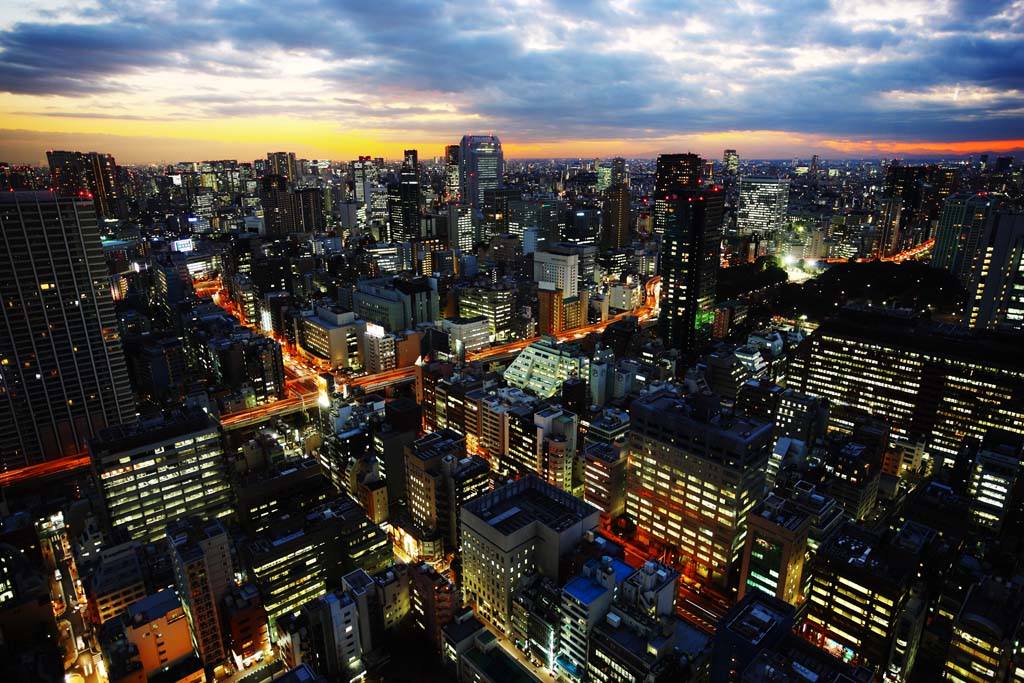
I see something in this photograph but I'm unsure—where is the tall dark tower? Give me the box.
[46,150,124,218]
[658,187,724,359]
[0,192,136,471]
[396,149,421,242]
[653,153,703,236]
[602,184,631,250]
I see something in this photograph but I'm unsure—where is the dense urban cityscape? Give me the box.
[2,2,1024,683]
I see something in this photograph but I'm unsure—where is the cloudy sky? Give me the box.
[1,0,1022,163]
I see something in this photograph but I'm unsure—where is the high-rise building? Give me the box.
[405,430,490,553]
[0,192,136,470]
[461,476,600,633]
[602,184,631,251]
[944,577,1024,683]
[931,192,1005,284]
[653,153,703,235]
[658,187,724,358]
[963,212,1024,331]
[444,145,461,201]
[351,156,378,205]
[737,493,809,607]
[736,177,790,239]
[875,196,903,257]
[167,518,234,671]
[266,151,297,180]
[626,388,771,590]
[458,287,513,342]
[802,522,925,675]
[91,410,233,542]
[723,149,739,175]
[966,436,1021,533]
[46,150,123,217]
[392,150,421,242]
[503,336,590,399]
[789,307,1024,468]
[459,135,504,209]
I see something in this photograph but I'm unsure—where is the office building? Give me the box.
[222,583,270,669]
[295,304,365,370]
[444,144,461,200]
[247,497,390,629]
[790,307,1024,468]
[802,523,922,673]
[964,212,1024,331]
[582,441,628,523]
[966,437,1021,533]
[459,135,504,209]
[557,556,636,679]
[352,276,439,333]
[0,192,136,470]
[875,196,903,257]
[46,149,123,217]
[723,149,739,175]
[944,576,1024,683]
[91,410,233,542]
[103,589,198,681]
[653,153,703,236]
[658,187,724,358]
[405,430,490,553]
[458,286,514,342]
[602,184,631,251]
[932,192,1005,283]
[461,476,600,633]
[167,518,234,671]
[443,316,491,356]
[738,493,810,606]
[504,336,590,399]
[85,541,148,626]
[411,561,459,650]
[626,389,771,590]
[267,151,297,180]
[276,591,365,682]
[736,177,790,239]
[535,248,580,300]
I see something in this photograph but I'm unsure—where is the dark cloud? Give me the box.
[0,0,1021,143]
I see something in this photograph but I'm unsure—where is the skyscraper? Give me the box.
[964,212,1024,331]
[658,186,724,357]
[653,153,703,236]
[875,196,903,257]
[168,518,235,671]
[723,149,739,175]
[395,150,421,242]
[602,184,631,250]
[46,150,124,218]
[266,151,297,180]
[0,192,136,470]
[626,388,771,590]
[351,156,378,205]
[736,177,790,239]
[444,145,461,201]
[931,192,1005,285]
[458,135,504,209]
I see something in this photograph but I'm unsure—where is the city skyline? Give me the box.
[2,0,1023,163]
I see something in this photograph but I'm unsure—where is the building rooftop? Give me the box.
[725,596,790,647]
[755,494,811,533]
[564,576,609,606]
[958,576,1024,641]
[464,642,536,683]
[125,589,180,626]
[90,408,216,457]
[464,476,600,536]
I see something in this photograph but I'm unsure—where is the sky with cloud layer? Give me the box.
[1,0,1022,163]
